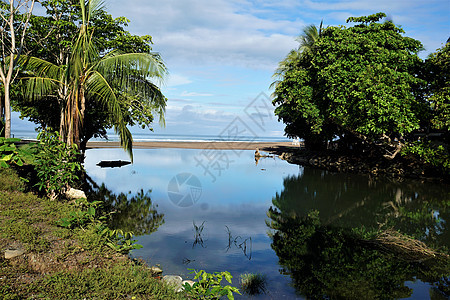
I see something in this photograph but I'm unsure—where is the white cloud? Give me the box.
[107,0,301,69]
[166,73,193,87]
[180,91,214,97]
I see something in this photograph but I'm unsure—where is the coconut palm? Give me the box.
[270,21,323,91]
[20,0,167,160]
[296,21,322,54]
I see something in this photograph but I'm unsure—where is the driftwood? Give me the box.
[96,160,131,168]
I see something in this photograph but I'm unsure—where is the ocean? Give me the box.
[11,129,291,143]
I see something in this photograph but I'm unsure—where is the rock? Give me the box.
[163,275,183,292]
[65,188,87,200]
[149,266,163,275]
[4,249,25,259]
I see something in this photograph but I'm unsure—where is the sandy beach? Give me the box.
[86,141,297,153]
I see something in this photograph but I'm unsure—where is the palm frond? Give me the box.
[86,70,133,160]
[87,0,105,23]
[97,52,168,85]
[20,76,62,101]
[18,56,63,80]
[68,30,99,81]
[296,24,319,53]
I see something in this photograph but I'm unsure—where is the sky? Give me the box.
[12,0,450,140]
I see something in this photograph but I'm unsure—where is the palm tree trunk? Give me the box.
[66,96,73,146]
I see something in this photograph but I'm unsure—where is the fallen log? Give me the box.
[96,160,131,168]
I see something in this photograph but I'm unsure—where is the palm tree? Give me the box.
[20,0,167,160]
[296,21,322,54]
[270,21,323,91]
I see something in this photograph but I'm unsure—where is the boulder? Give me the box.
[65,188,87,200]
[149,266,163,275]
[163,275,183,292]
[4,249,25,259]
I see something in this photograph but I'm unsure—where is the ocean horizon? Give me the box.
[11,129,291,143]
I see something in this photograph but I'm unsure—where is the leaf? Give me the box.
[87,207,95,216]
[15,158,24,166]
[1,154,13,161]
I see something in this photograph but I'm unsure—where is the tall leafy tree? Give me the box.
[272,13,425,155]
[0,0,36,137]
[20,0,167,160]
[424,42,450,133]
[14,0,166,152]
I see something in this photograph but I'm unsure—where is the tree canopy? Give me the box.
[13,0,167,156]
[271,13,449,172]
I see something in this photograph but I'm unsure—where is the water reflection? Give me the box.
[269,168,450,249]
[267,169,450,299]
[85,177,164,236]
[83,148,450,299]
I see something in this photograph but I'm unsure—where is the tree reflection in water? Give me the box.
[85,177,164,236]
[267,168,450,299]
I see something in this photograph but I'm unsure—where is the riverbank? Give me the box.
[266,147,448,182]
[0,167,185,299]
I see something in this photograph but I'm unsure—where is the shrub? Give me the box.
[183,269,241,300]
[33,131,82,200]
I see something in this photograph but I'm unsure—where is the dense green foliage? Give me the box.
[0,137,28,168]
[424,43,450,131]
[33,131,82,200]
[14,0,167,157]
[272,12,449,172]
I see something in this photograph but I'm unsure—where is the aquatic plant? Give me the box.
[240,273,267,295]
[225,226,252,260]
[193,220,206,248]
[183,269,241,300]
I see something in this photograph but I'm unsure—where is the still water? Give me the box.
[84,148,449,299]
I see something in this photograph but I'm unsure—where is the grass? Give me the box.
[0,167,187,299]
[240,272,267,295]
[25,261,183,299]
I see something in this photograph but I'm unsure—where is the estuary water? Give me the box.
[84,148,449,299]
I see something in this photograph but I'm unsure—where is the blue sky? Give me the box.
[12,0,450,140]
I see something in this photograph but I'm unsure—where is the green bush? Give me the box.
[402,141,450,174]
[33,131,82,200]
[0,137,29,168]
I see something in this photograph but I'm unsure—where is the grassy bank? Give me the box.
[0,167,184,300]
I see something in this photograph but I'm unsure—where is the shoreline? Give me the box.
[86,141,297,151]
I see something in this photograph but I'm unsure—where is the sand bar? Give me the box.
[86,141,296,152]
